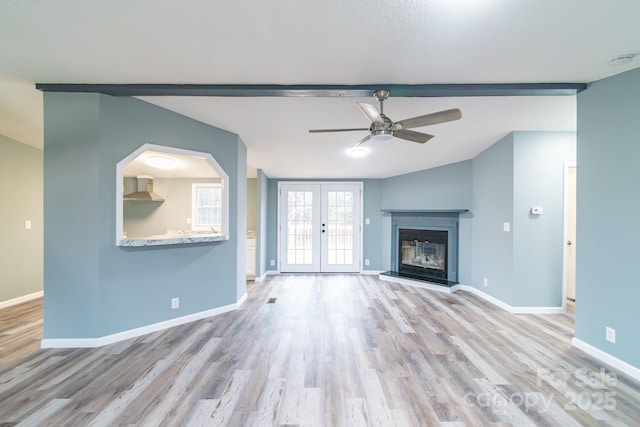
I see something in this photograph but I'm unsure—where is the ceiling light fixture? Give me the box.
[145,155,177,169]
[609,53,635,66]
[347,146,369,158]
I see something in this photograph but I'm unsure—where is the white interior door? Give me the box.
[279,182,361,273]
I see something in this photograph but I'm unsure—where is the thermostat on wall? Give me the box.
[530,206,543,215]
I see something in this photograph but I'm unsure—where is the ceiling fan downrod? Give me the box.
[373,90,389,115]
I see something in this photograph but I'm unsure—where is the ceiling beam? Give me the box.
[35,83,586,97]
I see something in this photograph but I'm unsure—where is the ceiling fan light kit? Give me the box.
[347,146,369,157]
[309,90,462,148]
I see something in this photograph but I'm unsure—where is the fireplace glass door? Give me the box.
[399,229,448,280]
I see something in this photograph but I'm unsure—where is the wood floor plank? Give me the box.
[1,274,639,426]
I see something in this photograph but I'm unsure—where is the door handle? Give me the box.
[567,240,572,245]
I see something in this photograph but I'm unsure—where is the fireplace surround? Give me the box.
[382,210,467,286]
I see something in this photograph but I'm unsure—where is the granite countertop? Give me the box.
[119,233,229,247]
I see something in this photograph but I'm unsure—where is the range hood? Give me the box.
[123,176,165,201]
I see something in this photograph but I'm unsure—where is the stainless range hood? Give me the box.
[123,176,165,201]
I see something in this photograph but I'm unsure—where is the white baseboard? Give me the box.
[361,270,384,275]
[236,292,247,307]
[572,337,640,384]
[379,274,455,294]
[253,271,269,282]
[0,291,43,309]
[376,278,564,314]
[41,293,248,349]
[456,285,564,314]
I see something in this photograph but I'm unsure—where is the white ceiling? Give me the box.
[1,0,639,178]
[123,150,220,179]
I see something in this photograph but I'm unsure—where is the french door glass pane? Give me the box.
[287,191,314,265]
[326,191,354,265]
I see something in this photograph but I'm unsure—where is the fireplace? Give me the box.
[399,228,448,280]
[382,210,467,287]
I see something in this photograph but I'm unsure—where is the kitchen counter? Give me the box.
[119,233,229,247]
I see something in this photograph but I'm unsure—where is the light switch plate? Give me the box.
[503,222,510,232]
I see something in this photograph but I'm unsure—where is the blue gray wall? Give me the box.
[256,169,269,277]
[471,135,515,303]
[512,131,576,306]
[381,161,473,279]
[470,132,576,306]
[0,135,43,303]
[575,67,640,368]
[43,93,246,339]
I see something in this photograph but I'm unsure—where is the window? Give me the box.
[192,183,223,231]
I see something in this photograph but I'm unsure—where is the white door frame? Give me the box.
[561,161,577,312]
[277,181,363,273]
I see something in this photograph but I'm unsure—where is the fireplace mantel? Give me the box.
[382,209,469,215]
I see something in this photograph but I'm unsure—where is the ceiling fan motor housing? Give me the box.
[370,114,395,139]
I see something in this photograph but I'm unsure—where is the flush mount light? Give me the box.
[609,53,636,66]
[145,155,177,169]
[347,146,369,158]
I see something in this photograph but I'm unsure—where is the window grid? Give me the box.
[193,184,222,230]
[287,191,314,265]
[326,191,354,265]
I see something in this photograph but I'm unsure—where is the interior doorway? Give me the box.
[278,182,362,273]
[563,163,577,308]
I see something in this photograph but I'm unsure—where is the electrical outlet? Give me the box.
[171,297,179,310]
[365,218,370,225]
[606,327,616,343]
[365,259,370,266]
[25,220,31,230]
[483,277,488,287]
[503,222,511,232]
[270,259,275,266]
[186,217,191,224]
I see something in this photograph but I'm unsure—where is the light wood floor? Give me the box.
[1,275,639,426]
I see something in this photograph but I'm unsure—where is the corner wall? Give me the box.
[0,135,43,304]
[256,169,269,278]
[575,67,640,369]
[512,131,576,307]
[43,93,246,340]
[381,161,473,276]
[470,132,576,307]
[471,135,515,303]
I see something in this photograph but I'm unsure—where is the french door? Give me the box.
[279,182,362,273]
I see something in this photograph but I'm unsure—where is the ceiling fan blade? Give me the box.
[308,128,369,133]
[393,129,434,144]
[351,134,372,147]
[397,108,462,129]
[356,102,384,124]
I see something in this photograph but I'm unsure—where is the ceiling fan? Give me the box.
[308,90,462,147]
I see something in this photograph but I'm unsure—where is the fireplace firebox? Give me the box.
[398,229,448,280]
